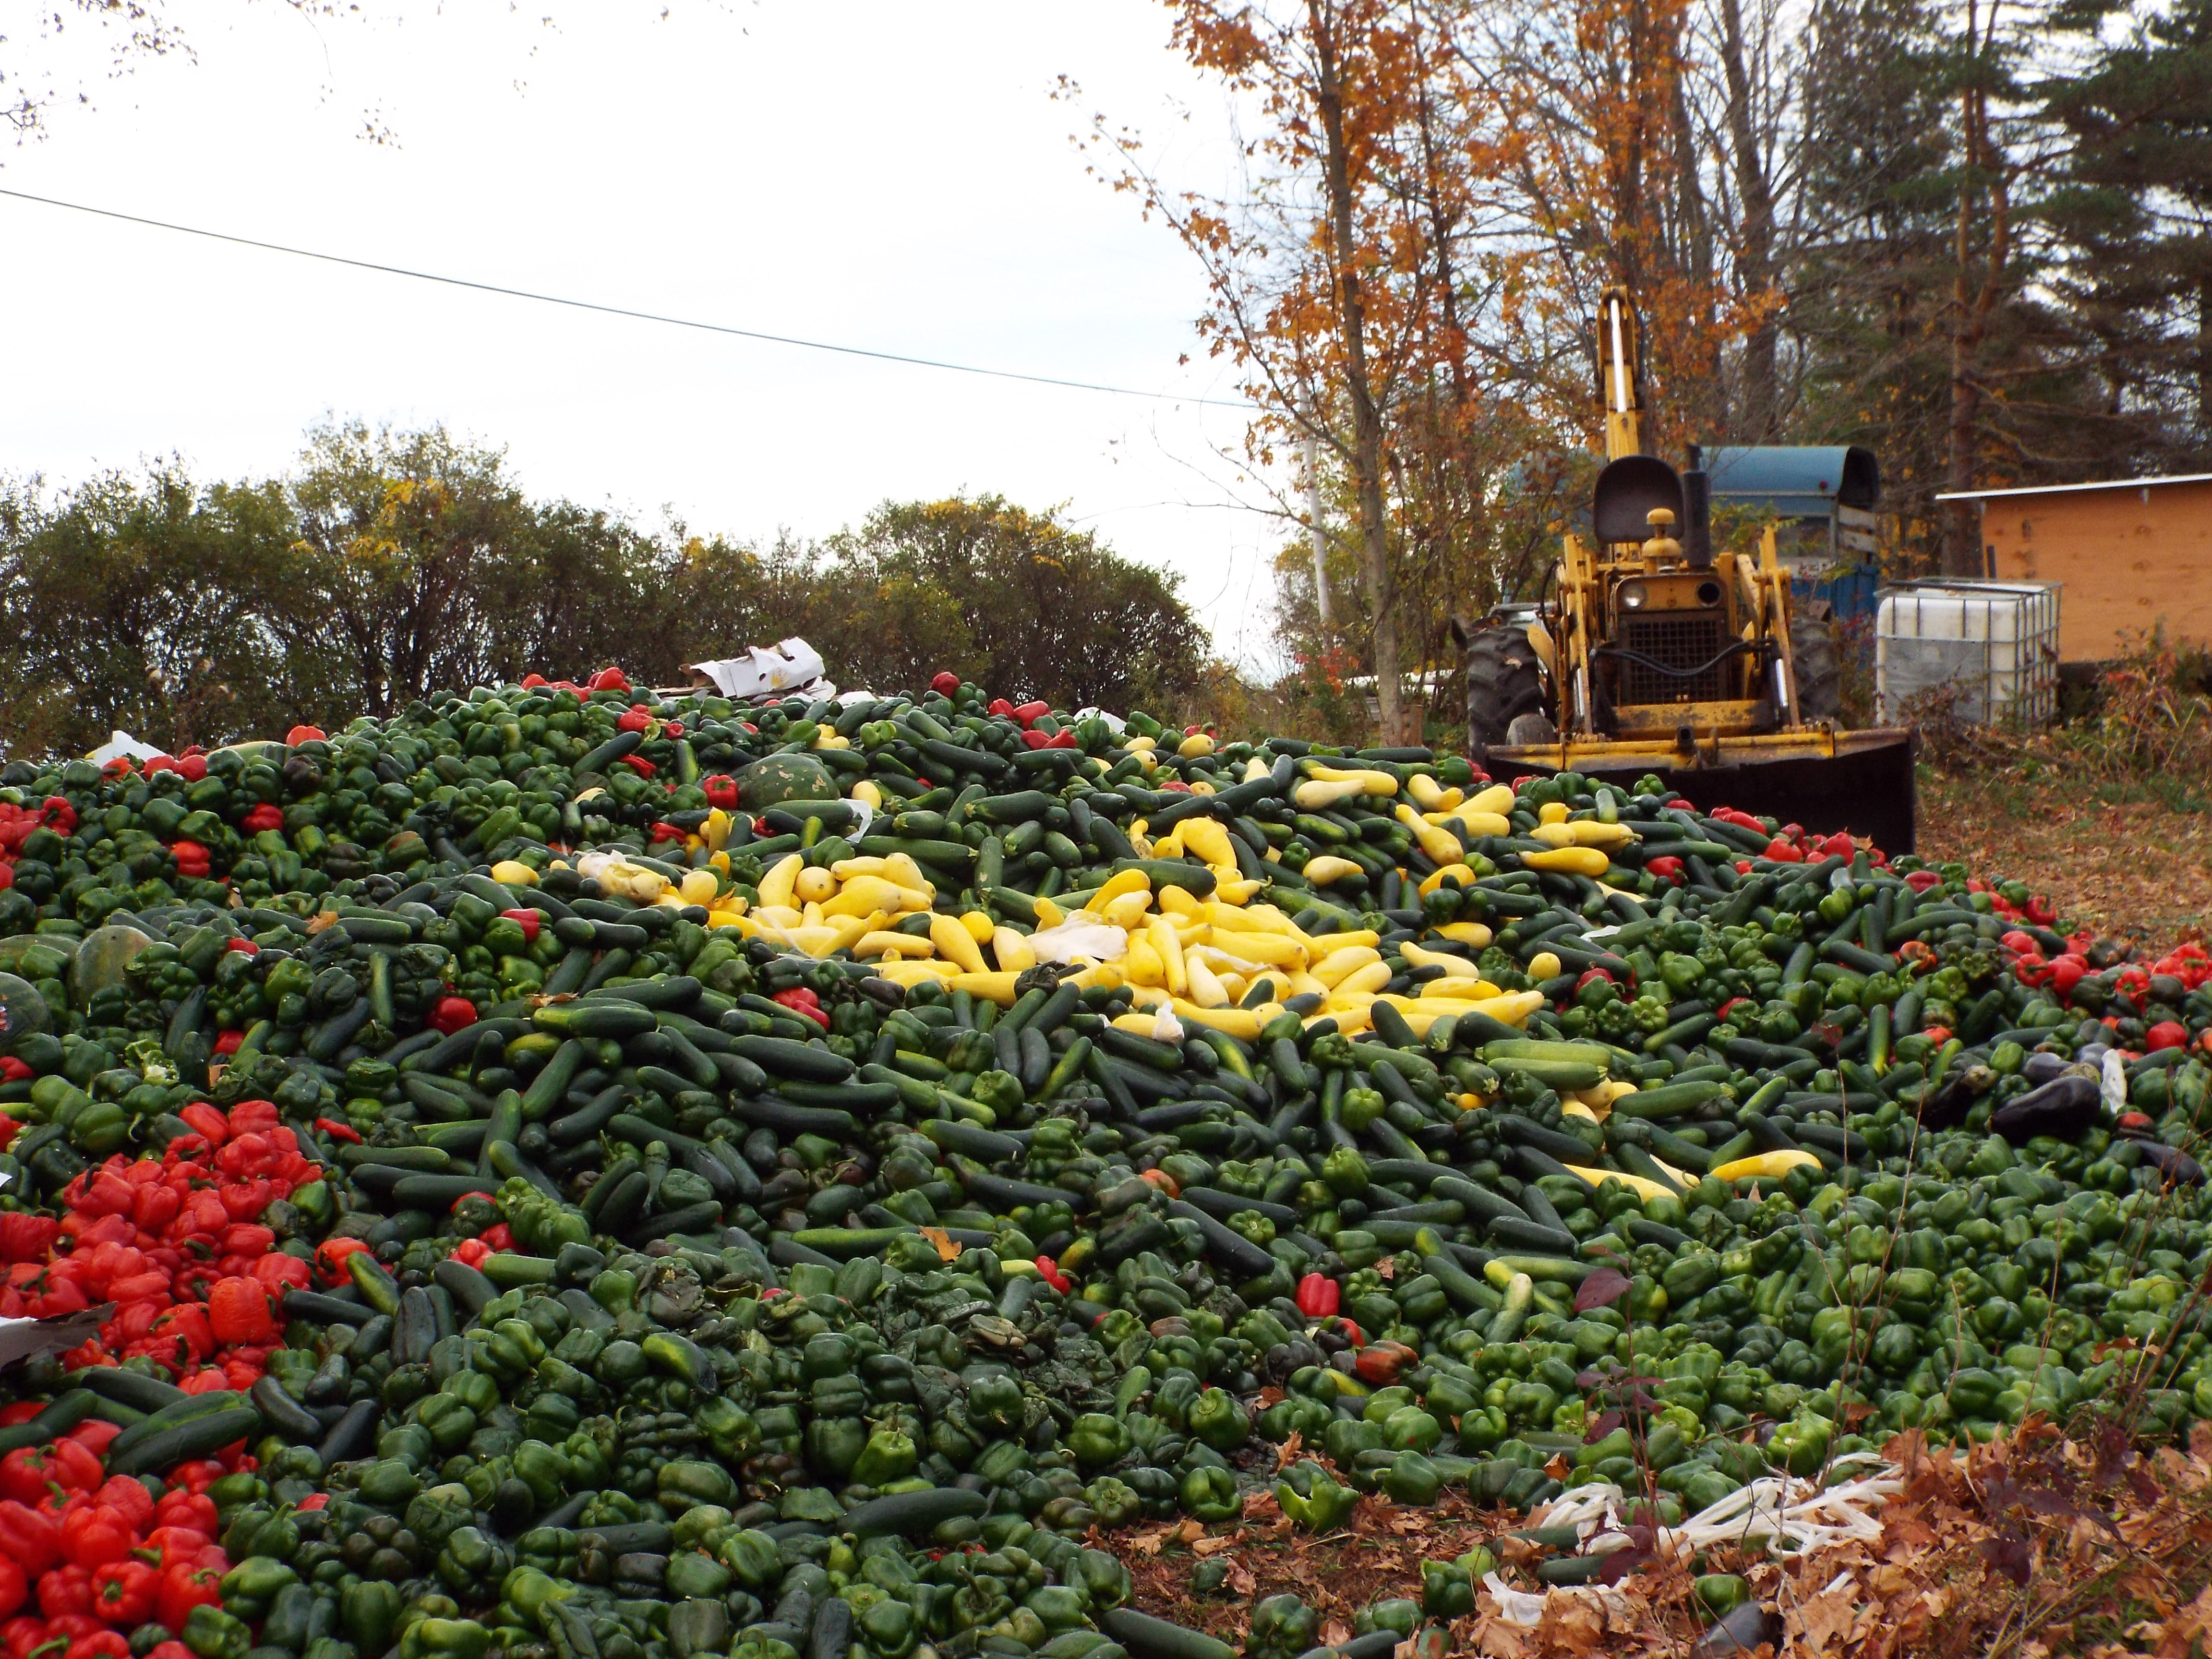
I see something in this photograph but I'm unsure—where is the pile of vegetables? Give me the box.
[0,662,2209,1659]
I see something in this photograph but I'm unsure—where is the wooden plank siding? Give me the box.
[1970,480,2212,662]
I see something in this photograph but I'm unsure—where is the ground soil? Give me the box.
[1916,764,2211,950]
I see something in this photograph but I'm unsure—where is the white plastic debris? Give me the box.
[681,639,830,702]
[1150,1005,1185,1044]
[0,1305,114,1370]
[1028,918,1129,964]
[2102,1047,2130,1117]
[85,731,168,765]
[1482,1455,1902,1627]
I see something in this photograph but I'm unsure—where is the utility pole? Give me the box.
[1302,431,1333,630]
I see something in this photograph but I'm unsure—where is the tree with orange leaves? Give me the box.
[1082,0,1766,746]
[1077,0,1510,746]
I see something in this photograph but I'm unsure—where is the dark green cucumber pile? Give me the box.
[2,669,2212,1659]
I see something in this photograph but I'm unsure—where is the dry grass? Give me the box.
[1099,1424,2212,1658]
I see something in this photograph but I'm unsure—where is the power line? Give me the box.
[0,185,1249,409]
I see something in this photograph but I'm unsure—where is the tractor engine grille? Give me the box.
[1618,611,1732,705]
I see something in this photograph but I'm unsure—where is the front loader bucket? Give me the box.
[1484,726,1920,856]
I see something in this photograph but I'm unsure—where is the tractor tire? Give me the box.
[1464,624,1550,753]
[1790,606,1843,722]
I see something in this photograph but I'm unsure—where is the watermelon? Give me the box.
[735,752,837,812]
[0,970,49,1051]
[71,923,152,1004]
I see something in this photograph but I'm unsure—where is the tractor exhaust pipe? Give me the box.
[1682,444,1713,569]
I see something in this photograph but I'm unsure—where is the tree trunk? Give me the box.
[2199,275,2212,436]
[1718,0,1778,440]
[1944,16,1997,579]
[1310,0,1406,747]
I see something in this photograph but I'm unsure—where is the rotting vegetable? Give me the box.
[0,666,2209,1659]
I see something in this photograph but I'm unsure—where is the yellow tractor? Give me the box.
[1455,286,1918,852]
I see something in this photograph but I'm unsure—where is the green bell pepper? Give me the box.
[664,1551,732,1600]
[1067,1414,1129,1468]
[183,1607,252,1659]
[217,1557,297,1622]
[398,1619,492,1659]
[657,1459,738,1513]
[851,1426,919,1486]
[1276,1463,1357,1533]
[1178,1465,1241,1522]
[1248,1596,1318,1659]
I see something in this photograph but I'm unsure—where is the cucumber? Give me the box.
[79,1366,187,1414]
[1098,1609,1236,1659]
[841,1487,989,1538]
[1485,1057,1609,1089]
[1485,1251,1596,1285]
[0,1389,98,1454]
[534,1001,656,1040]
[108,1405,264,1478]
[1611,1080,1724,1120]
[727,1034,854,1083]
[105,1389,254,1465]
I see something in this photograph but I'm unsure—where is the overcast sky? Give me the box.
[0,1,1295,673]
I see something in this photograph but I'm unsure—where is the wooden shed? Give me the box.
[1935,474,2212,663]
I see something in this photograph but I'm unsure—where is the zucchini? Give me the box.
[0,1389,98,1454]
[109,1405,264,1478]
[1098,1609,1236,1659]
[728,1034,854,1082]
[841,1486,988,1538]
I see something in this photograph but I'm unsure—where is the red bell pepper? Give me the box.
[0,1216,57,1264]
[1643,855,1683,883]
[37,1565,96,1619]
[240,804,284,835]
[770,987,830,1027]
[930,672,961,696]
[587,667,630,692]
[617,706,656,733]
[66,1631,130,1659]
[448,1238,491,1269]
[0,1559,21,1621]
[284,725,326,746]
[59,1505,132,1570]
[314,1238,372,1284]
[1353,1340,1418,1385]
[0,1502,60,1577]
[156,1564,222,1632]
[499,908,541,942]
[150,1490,216,1539]
[1011,701,1048,727]
[2148,1021,2188,1052]
[0,1441,96,1505]
[1295,1273,1339,1319]
[428,997,478,1035]
[1763,837,1803,863]
[701,775,738,810]
[205,1278,277,1346]
[1033,1257,1070,1294]
[91,1559,157,1625]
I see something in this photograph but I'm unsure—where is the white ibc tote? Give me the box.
[1875,580,2061,726]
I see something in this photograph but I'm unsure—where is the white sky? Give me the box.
[0,1,1295,675]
